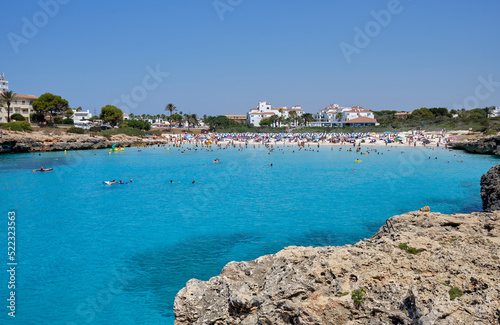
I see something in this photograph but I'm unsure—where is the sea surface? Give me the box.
[0,144,498,324]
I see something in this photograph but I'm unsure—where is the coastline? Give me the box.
[0,129,478,154]
[0,131,167,154]
[174,209,500,324]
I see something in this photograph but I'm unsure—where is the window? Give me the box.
[22,101,26,104]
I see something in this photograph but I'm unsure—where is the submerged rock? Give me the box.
[174,211,500,324]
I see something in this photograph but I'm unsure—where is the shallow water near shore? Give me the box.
[0,145,497,324]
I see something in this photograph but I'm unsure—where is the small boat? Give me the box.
[354,160,362,163]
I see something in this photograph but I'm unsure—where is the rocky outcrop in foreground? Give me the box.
[452,135,500,155]
[174,211,499,324]
[481,164,500,212]
[0,132,166,153]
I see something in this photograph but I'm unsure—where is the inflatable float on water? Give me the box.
[354,159,362,163]
[110,143,125,151]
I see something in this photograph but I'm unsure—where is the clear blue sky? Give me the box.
[1,0,499,116]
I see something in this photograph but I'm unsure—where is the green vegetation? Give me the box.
[10,113,25,121]
[99,105,123,127]
[66,127,85,134]
[398,243,423,255]
[203,115,240,132]
[98,127,161,138]
[126,119,151,131]
[89,126,102,133]
[338,292,349,297]
[164,103,177,132]
[351,288,366,307]
[0,121,33,132]
[406,247,423,255]
[484,129,497,135]
[449,286,463,300]
[32,93,71,125]
[55,117,74,125]
[373,106,499,133]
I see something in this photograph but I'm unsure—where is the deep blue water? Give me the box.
[0,144,497,324]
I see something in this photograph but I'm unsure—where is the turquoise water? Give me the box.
[0,144,497,324]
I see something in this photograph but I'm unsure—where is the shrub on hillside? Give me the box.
[484,129,497,136]
[66,127,85,134]
[127,119,151,131]
[62,118,74,125]
[10,113,26,121]
[89,126,102,133]
[0,121,33,132]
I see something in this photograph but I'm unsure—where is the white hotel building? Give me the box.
[0,73,8,93]
[247,101,304,127]
[0,73,38,123]
[311,104,378,127]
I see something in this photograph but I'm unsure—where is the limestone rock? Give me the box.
[480,164,500,211]
[0,130,166,154]
[419,206,430,212]
[452,135,500,155]
[174,211,500,324]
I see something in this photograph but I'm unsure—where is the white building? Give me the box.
[0,73,8,93]
[0,94,38,123]
[342,106,375,121]
[311,104,378,127]
[0,74,39,122]
[72,109,92,123]
[247,101,304,127]
[488,107,500,118]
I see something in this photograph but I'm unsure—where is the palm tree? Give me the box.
[296,116,305,127]
[0,91,17,123]
[190,114,198,129]
[278,115,284,127]
[336,112,343,121]
[183,113,198,131]
[303,113,314,127]
[269,115,279,128]
[165,103,177,132]
[289,110,298,127]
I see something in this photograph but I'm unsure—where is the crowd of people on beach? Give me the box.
[158,131,452,148]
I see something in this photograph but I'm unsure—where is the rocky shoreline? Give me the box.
[452,135,500,155]
[174,209,499,324]
[174,164,500,324]
[0,132,167,154]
